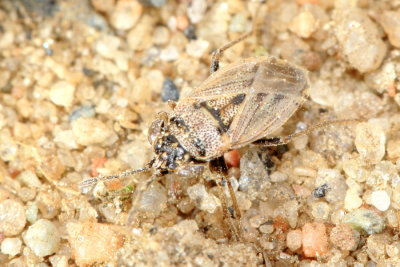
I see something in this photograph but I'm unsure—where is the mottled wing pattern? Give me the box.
[188,59,260,100]
[184,57,308,150]
[228,57,309,147]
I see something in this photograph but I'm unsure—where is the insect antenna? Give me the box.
[79,158,155,189]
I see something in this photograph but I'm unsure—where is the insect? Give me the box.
[80,27,357,242]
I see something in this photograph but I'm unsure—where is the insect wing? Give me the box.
[188,59,260,100]
[228,57,309,147]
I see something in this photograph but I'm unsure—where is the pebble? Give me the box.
[344,189,363,210]
[66,222,124,266]
[139,0,166,7]
[290,10,317,38]
[238,148,270,200]
[18,187,36,202]
[330,224,360,251]
[26,202,39,224]
[187,184,220,213]
[366,233,391,262]
[183,24,197,40]
[365,62,396,94]
[312,183,328,198]
[355,122,386,164]
[110,0,143,31]
[138,183,167,216]
[270,171,288,183]
[68,105,95,122]
[127,15,155,51]
[286,229,302,251]
[387,139,400,161]
[315,169,347,203]
[160,45,180,61]
[49,255,69,267]
[1,238,22,257]
[16,170,42,188]
[223,150,240,168]
[94,34,121,59]
[23,219,60,257]
[302,222,329,257]
[386,241,400,258]
[370,190,390,211]
[311,201,330,220]
[91,0,115,13]
[161,78,179,102]
[185,39,209,58]
[229,13,247,33]
[0,199,26,236]
[153,26,170,46]
[49,81,75,108]
[333,8,386,73]
[259,224,274,234]
[187,0,208,24]
[36,190,61,219]
[343,208,385,234]
[71,117,113,146]
[380,10,400,48]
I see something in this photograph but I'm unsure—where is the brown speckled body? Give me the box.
[162,57,309,163]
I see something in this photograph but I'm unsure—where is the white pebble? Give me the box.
[71,117,113,146]
[371,190,391,211]
[110,0,142,31]
[270,171,288,183]
[94,35,121,59]
[23,219,60,257]
[344,189,363,211]
[17,170,42,188]
[0,199,26,236]
[160,45,180,61]
[185,39,209,58]
[355,122,386,164]
[290,10,317,38]
[1,238,22,256]
[333,8,386,73]
[49,81,75,107]
[187,184,220,213]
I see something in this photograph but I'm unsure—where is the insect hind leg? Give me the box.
[253,119,363,147]
[210,157,243,241]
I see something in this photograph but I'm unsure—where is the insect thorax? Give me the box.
[167,98,239,161]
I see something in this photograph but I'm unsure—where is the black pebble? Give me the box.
[161,78,179,102]
[313,183,329,198]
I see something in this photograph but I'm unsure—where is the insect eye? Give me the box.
[148,119,163,146]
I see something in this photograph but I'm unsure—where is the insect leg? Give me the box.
[210,157,242,241]
[253,119,363,147]
[210,0,265,73]
[210,31,253,73]
[216,177,241,241]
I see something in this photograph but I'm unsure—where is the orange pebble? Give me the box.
[302,222,329,257]
[105,179,124,191]
[176,15,189,31]
[224,150,241,168]
[91,157,107,177]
